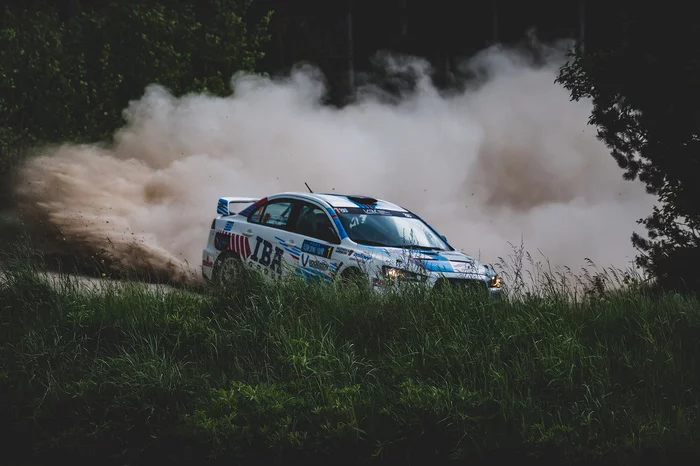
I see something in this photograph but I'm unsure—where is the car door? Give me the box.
[282,201,345,282]
[239,198,297,279]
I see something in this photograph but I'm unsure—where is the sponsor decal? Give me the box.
[450,261,475,274]
[301,253,330,271]
[223,221,233,231]
[214,231,252,258]
[238,197,267,217]
[217,198,229,215]
[202,257,214,268]
[214,232,227,250]
[351,251,372,262]
[250,236,283,274]
[295,255,343,282]
[335,247,353,255]
[333,207,415,218]
[301,239,333,258]
[418,259,454,273]
[362,208,391,215]
[275,236,301,260]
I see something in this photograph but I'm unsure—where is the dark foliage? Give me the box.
[556,4,700,293]
[0,0,272,204]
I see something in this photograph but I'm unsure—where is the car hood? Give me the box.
[376,247,493,276]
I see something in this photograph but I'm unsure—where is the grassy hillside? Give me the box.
[1,246,699,465]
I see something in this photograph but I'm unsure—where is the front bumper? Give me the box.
[433,276,502,300]
[371,273,502,300]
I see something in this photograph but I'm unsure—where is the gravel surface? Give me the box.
[0,267,179,294]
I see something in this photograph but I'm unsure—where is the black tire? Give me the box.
[338,267,369,291]
[212,252,246,288]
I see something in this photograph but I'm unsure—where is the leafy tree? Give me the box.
[556,5,700,293]
[0,8,76,153]
[0,0,272,196]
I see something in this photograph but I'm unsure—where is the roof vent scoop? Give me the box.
[347,195,377,204]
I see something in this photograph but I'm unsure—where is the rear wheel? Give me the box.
[213,253,246,287]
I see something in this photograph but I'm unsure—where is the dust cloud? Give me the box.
[12,41,657,284]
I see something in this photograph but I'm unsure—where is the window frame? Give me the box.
[290,200,342,245]
[247,198,298,231]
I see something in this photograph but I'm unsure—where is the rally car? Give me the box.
[201,192,503,298]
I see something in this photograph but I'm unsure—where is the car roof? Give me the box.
[269,191,409,212]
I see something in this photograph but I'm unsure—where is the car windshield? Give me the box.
[334,207,451,250]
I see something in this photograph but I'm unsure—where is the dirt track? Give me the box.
[1,205,201,291]
[0,267,180,294]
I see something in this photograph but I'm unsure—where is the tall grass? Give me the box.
[492,237,654,301]
[1,244,699,466]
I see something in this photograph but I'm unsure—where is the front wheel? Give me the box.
[337,267,370,292]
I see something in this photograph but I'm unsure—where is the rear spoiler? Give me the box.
[217,197,259,216]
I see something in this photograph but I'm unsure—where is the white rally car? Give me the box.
[201,192,503,298]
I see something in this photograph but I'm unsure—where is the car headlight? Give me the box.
[489,274,502,288]
[382,266,425,282]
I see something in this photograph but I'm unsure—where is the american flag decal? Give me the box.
[215,231,251,259]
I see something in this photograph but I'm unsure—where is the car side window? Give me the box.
[262,201,293,227]
[248,200,294,229]
[292,202,339,244]
[249,205,264,224]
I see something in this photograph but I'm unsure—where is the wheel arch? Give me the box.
[212,249,244,283]
[337,265,371,289]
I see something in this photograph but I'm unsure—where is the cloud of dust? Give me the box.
[12,41,657,284]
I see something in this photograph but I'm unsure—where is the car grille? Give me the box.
[435,278,489,296]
